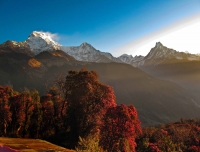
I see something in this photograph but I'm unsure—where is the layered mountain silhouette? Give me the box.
[133,42,200,108]
[0,31,200,126]
[118,42,200,109]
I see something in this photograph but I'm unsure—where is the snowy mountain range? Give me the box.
[10,31,121,63]
[118,42,200,67]
[1,31,200,126]
[4,31,200,66]
[61,42,122,63]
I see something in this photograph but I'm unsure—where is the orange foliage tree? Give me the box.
[100,104,142,152]
[65,69,116,148]
[0,86,12,136]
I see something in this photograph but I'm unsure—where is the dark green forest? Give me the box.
[0,69,200,152]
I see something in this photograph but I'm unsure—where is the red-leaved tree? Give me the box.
[0,86,12,135]
[65,69,116,148]
[100,104,142,152]
[10,94,26,136]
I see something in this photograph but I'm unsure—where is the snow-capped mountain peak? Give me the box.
[26,31,61,55]
[146,42,177,59]
[118,54,134,63]
[120,54,134,58]
[79,42,97,51]
[118,42,200,67]
[1,31,121,63]
[61,42,122,62]
[155,42,163,48]
[118,54,144,66]
[147,42,200,61]
[80,42,92,47]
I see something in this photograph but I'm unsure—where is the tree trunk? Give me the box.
[3,122,7,135]
[16,125,21,136]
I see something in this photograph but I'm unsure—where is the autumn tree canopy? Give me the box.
[100,104,142,152]
[65,69,116,148]
[1,69,200,151]
[0,69,143,151]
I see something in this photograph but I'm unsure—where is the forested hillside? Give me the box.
[0,69,141,152]
[1,69,200,151]
[136,119,200,152]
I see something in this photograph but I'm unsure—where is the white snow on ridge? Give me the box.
[8,31,200,66]
[118,54,134,63]
[61,42,121,62]
[146,42,200,61]
[118,54,144,66]
[23,31,121,63]
[11,40,28,48]
[118,42,200,67]
[26,31,61,55]
[61,42,101,62]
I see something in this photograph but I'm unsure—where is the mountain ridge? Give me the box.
[121,42,200,67]
[2,31,200,68]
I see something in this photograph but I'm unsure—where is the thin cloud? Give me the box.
[38,31,60,41]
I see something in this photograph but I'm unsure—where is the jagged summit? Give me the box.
[25,31,120,63]
[0,31,120,63]
[118,42,200,67]
[118,54,144,66]
[0,40,34,56]
[146,42,174,59]
[61,42,121,62]
[80,42,93,47]
[28,31,59,43]
[120,54,134,58]
[145,42,199,60]
[79,42,97,51]
[26,31,61,55]
[118,54,134,63]
[155,42,163,47]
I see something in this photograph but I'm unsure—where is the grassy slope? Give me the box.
[0,137,74,152]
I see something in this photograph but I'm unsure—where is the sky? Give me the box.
[0,0,200,57]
